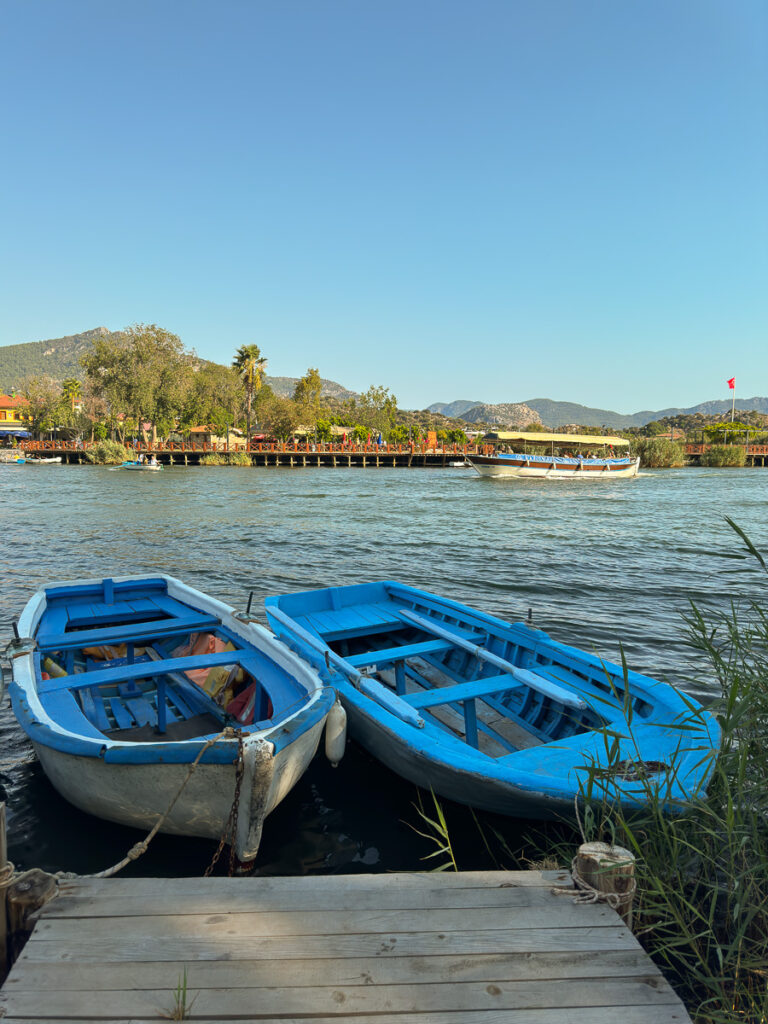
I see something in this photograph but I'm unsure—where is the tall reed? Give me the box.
[562,520,768,1023]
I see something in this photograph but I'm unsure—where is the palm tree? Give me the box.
[232,345,268,442]
[61,378,82,412]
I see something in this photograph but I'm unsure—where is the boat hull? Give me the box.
[31,714,326,859]
[468,455,640,479]
[345,698,568,819]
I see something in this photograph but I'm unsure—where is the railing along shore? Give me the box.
[17,440,492,456]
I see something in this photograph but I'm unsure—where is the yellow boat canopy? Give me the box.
[484,431,630,448]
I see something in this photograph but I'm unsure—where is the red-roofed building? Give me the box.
[0,393,31,436]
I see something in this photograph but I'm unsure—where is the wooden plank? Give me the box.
[0,976,683,1018]
[1,871,690,1023]
[44,880,570,917]
[107,697,134,730]
[37,614,220,652]
[404,674,520,709]
[347,638,460,667]
[19,925,641,963]
[40,649,247,694]
[6,949,659,990]
[76,687,111,732]
[54,870,568,896]
[0,1009,692,1024]
[32,902,622,943]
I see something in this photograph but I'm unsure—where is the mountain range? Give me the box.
[429,396,768,429]
[1,328,764,427]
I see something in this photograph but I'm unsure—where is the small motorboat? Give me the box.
[18,456,62,464]
[266,581,720,818]
[8,575,338,863]
[119,460,162,471]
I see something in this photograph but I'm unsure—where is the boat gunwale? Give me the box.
[10,574,335,764]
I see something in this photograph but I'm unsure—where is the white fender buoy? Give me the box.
[325,700,347,767]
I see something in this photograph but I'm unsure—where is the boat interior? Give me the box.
[269,582,659,760]
[32,579,303,743]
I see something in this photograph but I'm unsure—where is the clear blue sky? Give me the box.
[1,0,765,412]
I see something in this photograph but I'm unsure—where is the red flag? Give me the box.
[727,377,735,390]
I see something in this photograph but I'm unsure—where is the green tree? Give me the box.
[345,385,398,435]
[182,363,242,434]
[258,395,300,440]
[61,378,82,412]
[293,367,323,426]
[82,324,193,443]
[232,344,267,441]
[22,375,63,436]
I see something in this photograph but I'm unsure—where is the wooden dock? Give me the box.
[0,870,691,1023]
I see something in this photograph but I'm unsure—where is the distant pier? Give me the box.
[16,439,768,468]
[17,440,487,468]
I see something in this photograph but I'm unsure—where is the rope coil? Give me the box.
[552,856,637,908]
[0,860,16,891]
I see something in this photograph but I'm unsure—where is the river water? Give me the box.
[1,464,765,876]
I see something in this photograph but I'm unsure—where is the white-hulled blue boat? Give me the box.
[466,430,640,479]
[266,581,720,818]
[8,575,337,863]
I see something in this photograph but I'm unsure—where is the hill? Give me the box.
[429,396,768,428]
[0,329,358,402]
[0,327,121,389]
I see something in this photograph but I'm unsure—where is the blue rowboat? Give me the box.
[8,575,337,863]
[266,582,721,818]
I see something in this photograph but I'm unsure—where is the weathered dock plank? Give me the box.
[0,870,691,1023]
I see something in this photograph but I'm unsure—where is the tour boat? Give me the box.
[266,581,720,818]
[467,452,640,478]
[8,575,338,863]
[466,431,639,479]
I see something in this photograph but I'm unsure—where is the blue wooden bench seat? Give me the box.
[37,615,221,653]
[402,674,520,709]
[76,674,220,734]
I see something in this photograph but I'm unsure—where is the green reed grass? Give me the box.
[408,789,458,872]
[531,519,768,1023]
[700,445,748,468]
[160,967,198,1020]
[199,451,252,466]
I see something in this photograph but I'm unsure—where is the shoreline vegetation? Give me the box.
[421,520,768,1024]
[6,323,767,468]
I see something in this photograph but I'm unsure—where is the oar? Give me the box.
[395,608,587,711]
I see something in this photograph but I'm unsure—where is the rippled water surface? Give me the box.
[1,463,765,875]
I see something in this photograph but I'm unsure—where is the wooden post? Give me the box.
[6,869,58,965]
[575,841,636,927]
[0,802,7,976]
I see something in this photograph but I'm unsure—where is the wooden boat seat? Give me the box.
[37,614,221,653]
[346,634,484,668]
[298,603,405,642]
[402,674,521,709]
[64,598,171,630]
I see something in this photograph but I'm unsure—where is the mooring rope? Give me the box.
[550,794,637,908]
[85,726,241,879]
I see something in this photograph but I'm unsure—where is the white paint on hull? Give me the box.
[469,457,640,479]
[34,716,325,859]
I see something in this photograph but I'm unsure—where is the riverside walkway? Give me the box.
[19,439,487,467]
[0,870,690,1022]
